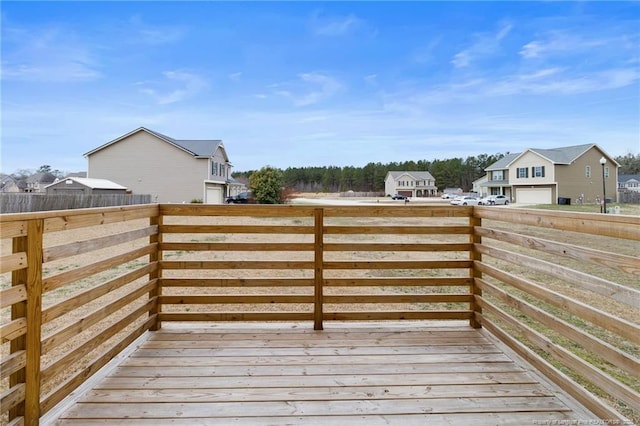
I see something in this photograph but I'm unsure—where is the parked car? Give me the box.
[441,193,455,199]
[450,196,480,206]
[226,191,252,204]
[392,194,409,201]
[479,195,509,205]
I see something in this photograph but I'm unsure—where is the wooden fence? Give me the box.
[0,204,638,424]
[0,193,152,213]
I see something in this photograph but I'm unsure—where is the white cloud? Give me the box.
[137,71,208,105]
[271,72,342,106]
[1,26,101,82]
[128,15,185,45]
[311,11,362,36]
[451,22,513,68]
[228,72,242,81]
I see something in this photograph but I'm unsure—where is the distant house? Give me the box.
[65,172,88,178]
[384,171,437,198]
[618,174,640,193]
[481,144,618,204]
[85,127,237,203]
[45,177,127,195]
[0,175,23,193]
[25,172,57,193]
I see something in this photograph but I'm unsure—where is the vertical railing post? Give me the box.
[470,212,482,329]
[9,233,27,421]
[149,211,163,330]
[314,208,324,330]
[25,219,43,424]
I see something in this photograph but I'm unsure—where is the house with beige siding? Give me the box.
[480,144,618,205]
[384,171,437,198]
[85,127,238,203]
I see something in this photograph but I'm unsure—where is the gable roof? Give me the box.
[619,174,640,183]
[486,144,619,170]
[45,177,127,190]
[485,153,520,171]
[527,143,595,164]
[26,172,57,184]
[387,171,435,180]
[85,127,226,160]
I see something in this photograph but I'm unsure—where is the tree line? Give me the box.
[234,152,640,194]
[234,154,505,193]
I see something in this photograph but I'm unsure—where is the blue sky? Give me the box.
[1,1,639,174]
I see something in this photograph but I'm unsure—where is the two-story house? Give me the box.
[481,144,618,205]
[85,127,240,204]
[384,171,437,198]
[618,175,640,193]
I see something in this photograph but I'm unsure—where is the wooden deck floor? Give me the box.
[51,321,596,425]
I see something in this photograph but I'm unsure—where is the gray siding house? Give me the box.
[85,127,234,203]
[45,177,127,195]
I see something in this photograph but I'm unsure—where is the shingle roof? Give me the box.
[387,171,435,180]
[485,143,613,171]
[619,174,640,183]
[485,153,520,171]
[529,143,595,164]
[85,127,224,159]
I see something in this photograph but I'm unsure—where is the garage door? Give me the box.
[205,186,222,204]
[516,188,552,204]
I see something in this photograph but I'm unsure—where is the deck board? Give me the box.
[53,321,596,425]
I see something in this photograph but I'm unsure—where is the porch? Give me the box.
[1,204,638,424]
[49,321,594,425]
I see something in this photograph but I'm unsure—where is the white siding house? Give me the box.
[384,171,437,198]
[85,127,233,204]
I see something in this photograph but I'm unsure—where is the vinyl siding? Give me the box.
[87,131,209,203]
[509,151,555,185]
[555,148,617,203]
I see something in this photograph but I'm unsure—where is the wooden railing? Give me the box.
[0,204,638,424]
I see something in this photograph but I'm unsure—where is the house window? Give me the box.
[604,167,610,178]
[585,166,591,178]
[492,171,503,181]
[532,166,545,178]
[212,162,218,176]
[517,168,528,178]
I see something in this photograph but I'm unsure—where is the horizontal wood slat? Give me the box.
[160,242,314,251]
[41,280,157,354]
[158,312,314,322]
[476,261,640,344]
[477,278,640,377]
[42,264,156,324]
[474,207,640,240]
[477,299,640,413]
[43,205,158,233]
[161,260,314,270]
[0,253,26,274]
[44,225,158,262]
[476,244,640,309]
[475,226,640,276]
[0,350,26,381]
[324,226,472,235]
[0,285,27,309]
[160,278,313,287]
[323,260,472,269]
[160,295,314,304]
[324,243,473,252]
[160,225,313,234]
[0,318,27,343]
[42,244,156,293]
[324,277,473,287]
[324,295,472,304]
[0,383,25,415]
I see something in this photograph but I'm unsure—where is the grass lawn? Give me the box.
[518,202,640,216]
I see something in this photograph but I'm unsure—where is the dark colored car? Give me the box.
[392,194,409,200]
[225,191,252,204]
